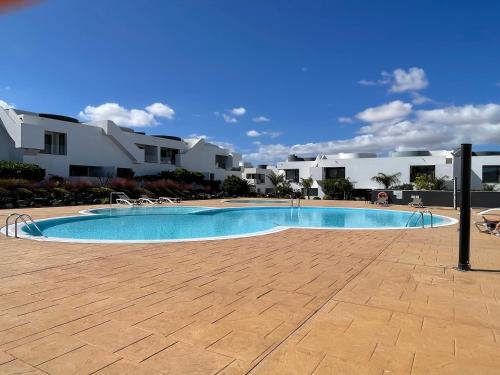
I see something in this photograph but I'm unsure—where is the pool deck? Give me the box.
[0,200,499,374]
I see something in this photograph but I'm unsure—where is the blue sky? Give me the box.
[1,0,500,163]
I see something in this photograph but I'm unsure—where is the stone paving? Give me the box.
[0,200,499,374]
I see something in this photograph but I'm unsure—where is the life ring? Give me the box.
[377,191,388,199]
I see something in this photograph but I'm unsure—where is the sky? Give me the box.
[1,0,500,164]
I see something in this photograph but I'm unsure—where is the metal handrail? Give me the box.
[5,212,21,237]
[290,197,301,207]
[406,211,423,228]
[14,214,45,238]
[405,209,434,228]
[422,209,434,228]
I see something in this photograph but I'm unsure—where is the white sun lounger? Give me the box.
[115,193,141,206]
[158,197,181,204]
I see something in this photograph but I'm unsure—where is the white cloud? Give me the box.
[252,116,271,123]
[417,103,500,125]
[390,67,428,93]
[222,113,238,123]
[356,100,412,123]
[79,102,175,127]
[246,130,261,137]
[411,92,432,105]
[145,102,175,119]
[244,102,500,163]
[338,116,353,123]
[0,99,14,109]
[230,107,246,116]
[246,130,281,138]
[359,67,428,93]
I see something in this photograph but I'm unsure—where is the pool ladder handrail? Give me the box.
[405,209,434,228]
[5,213,45,238]
[290,197,301,207]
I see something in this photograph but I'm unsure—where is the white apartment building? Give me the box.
[241,163,278,194]
[277,151,500,198]
[0,107,242,181]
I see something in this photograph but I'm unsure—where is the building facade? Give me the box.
[241,164,278,194]
[277,151,500,198]
[0,107,242,181]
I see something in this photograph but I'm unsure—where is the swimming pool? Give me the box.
[7,206,457,243]
[223,199,289,204]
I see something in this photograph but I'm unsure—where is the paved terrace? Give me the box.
[0,200,499,374]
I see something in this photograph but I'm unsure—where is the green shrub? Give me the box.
[0,160,45,181]
[0,178,32,189]
[87,187,113,198]
[222,176,250,196]
[15,187,34,199]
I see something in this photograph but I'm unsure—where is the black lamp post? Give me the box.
[458,143,472,271]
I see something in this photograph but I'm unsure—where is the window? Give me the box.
[69,165,106,177]
[117,168,134,178]
[160,147,179,165]
[215,155,228,169]
[285,169,299,183]
[324,167,345,180]
[483,165,500,183]
[41,131,66,155]
[410,165,435,182]
[136,144,158,163]
[302,188,318,196]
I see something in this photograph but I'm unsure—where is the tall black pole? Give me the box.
[458,143,472,271]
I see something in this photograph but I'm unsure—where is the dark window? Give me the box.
[160,148,179,165]
[410,165,435,182]
[302,188,318,196]
[285,169,299,183]
[117,168,134,178]
[41,131,66,155]
[483,165,500,183]
[324,167,345,179]
[69,165,104,177]
[215,155,228,169]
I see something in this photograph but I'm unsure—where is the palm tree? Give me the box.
[266,171,284,195]
[371,172,401,189]
[300,177,314,199]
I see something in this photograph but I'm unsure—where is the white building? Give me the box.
[277,151,500,198]
[0,107,242,181]
[241,163,278,194]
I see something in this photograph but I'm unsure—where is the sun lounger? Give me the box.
[408,196,424,208]
[475,208,500,236]
[115,193,141,206]
[158,197,181,204]
[139,195,160,204]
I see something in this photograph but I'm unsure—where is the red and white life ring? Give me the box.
[377,191,388,199]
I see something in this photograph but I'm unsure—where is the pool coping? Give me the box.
[0,205,458,244]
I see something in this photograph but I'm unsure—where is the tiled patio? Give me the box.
[0,201,499,374]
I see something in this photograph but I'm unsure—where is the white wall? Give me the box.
[2,109,240,180]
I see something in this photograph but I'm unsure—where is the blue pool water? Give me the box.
[20,206,455,242]
[223,199,289,204]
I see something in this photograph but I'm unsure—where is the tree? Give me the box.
[323,178,354,200]
[266,171,284,194]
[277,180,293,197]
[222,176,250,196]
[300,177,314,199]
[414,175,450,190]
[371,172,401,189]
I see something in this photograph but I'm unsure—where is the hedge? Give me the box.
[0,160,46,181]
